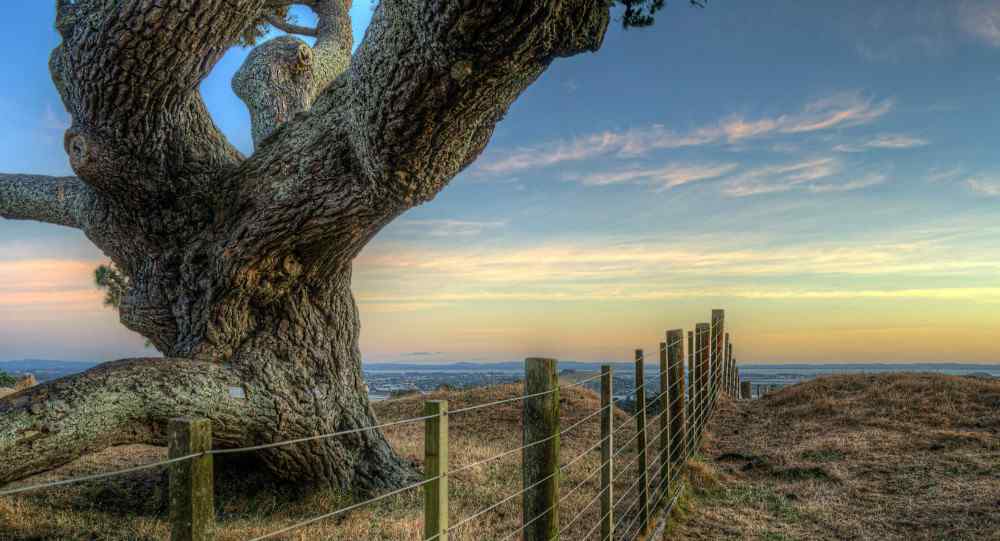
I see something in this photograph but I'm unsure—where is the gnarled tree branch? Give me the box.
[344,1,609,207]
[0,173,97,230]
[50,0,252,210]
[265,13,319,36]
[222,0,611,272]
[0,358,249,485]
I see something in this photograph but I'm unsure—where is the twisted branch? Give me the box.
[266,13,319,36]
[0,174,97,230]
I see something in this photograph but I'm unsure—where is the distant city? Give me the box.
[5,359,997,403]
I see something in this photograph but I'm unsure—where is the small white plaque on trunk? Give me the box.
[228,387,246,399]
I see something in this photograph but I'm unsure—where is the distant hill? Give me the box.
[364,360,634,372]
[362,360,1000,377]
[4,358,997,383]
[0,359,98,382]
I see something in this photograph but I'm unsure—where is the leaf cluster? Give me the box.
[616,0,707,28]
[94,264,129,309]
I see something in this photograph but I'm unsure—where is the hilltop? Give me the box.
[1,373,997,539]
[673,373,1000,540]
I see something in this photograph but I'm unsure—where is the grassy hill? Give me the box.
[671,373,1000,540]
[1,373,996,540]
[0,382,654,540]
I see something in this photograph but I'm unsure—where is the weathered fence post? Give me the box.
[634,349,650,536]
[169,418,214,541]
[600,365,614,541]
[731,344,737,397]
[658,340,669,497]
[666,329,686,498]
[424,400,449,541]
[686,330,695,457]
[740,380,752,400]
[731,343,737,396]
[523,358,560,541]
[695,323,710,445]
[711,309,725,407]
[722,333,736,398]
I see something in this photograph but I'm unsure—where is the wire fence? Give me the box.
[0,309,750,540]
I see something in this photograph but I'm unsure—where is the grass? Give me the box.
[0,381,661,540]
[669,372,1000,541]
[1,372,997,540]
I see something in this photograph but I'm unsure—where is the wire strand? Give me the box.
[0,452,206,497]
[248,476,437,541]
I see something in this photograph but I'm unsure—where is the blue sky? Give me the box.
[2,1,999,363]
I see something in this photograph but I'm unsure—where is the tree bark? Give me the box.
[0,273,413,493]
[0,0,611,494]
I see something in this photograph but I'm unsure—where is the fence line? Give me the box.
[0,373,607,499]
[0,308,752,540]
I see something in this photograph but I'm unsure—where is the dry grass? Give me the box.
[671,373,1000,541]
[5,373,994,540]
[0,380,667,540]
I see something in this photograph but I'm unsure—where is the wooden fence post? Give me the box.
[600,365,614,541]
[634,349,650,536]
[169,418,214,541]
[666,329,686,497]
[722,333,736,398]
[711,310,725,407]
[731,343,737,397]
[686,330,695,458]
[523,358,560,541]
[695,323,710,445]
[740,380,751,400]
[658,340,669,497]
[424,400,449,541]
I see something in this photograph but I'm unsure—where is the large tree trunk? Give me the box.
[0,0,610,494]
[0,269,413,493]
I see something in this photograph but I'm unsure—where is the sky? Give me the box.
[1,1,999,364]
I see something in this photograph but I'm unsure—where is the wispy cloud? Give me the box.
[359,234,999,285]
[355,233,1000,308]
[0,259,105,312]
[833,134,929,152]
[721,158,842,197]
[402,219,506,237]
[564,162,738,191]
[779,93,894,133]
[476,93,894,175]
[958,0,1000,46]
[967,177,1000,196]
[360,287,1000,303]
[927,166,963,183]
[808,174,887,193]
[856,35,952,63]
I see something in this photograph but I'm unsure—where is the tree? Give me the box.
[94,264,129,311]
[0,371,14,388]
[0,0,692,493]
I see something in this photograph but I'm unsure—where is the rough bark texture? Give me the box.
[0,0,611,493]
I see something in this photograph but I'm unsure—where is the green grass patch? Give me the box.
[799,449,844,462]
[704,483,801,523]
